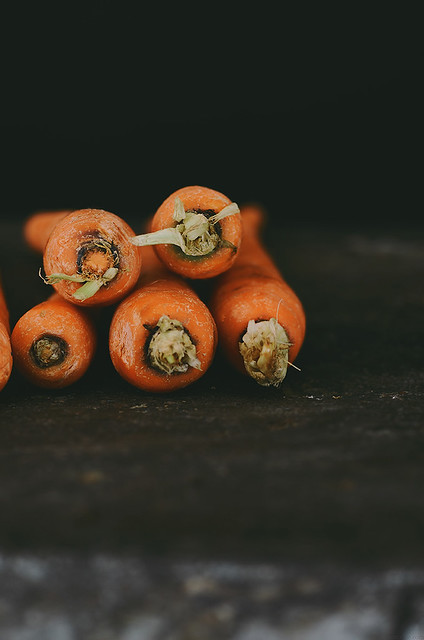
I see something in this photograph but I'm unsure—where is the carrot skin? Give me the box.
[11,294,96,388]
[0,324,13,391]
[0,278,13,391]
[0,277,10,333]
[23,209,72,254]
[150,185,242,279]
[109,246,217,392]
[210,205,306,383]
[43,209,142,306]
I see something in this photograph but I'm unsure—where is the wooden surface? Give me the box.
[1,219,423,636]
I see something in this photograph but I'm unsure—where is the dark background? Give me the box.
[1,4,422,228]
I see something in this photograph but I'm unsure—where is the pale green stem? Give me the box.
[130,197,240,257]
[130,227,186,251]
[39,269,85,285]
[72,267,118,301]
[208,202,240,225]
[40,267,119,301]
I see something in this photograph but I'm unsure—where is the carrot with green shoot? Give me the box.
[210,204,306,387]
[11,294,96,388]
[0,276,13,391]
[23,209,72,253]
[109,243,217,392]
[42,208,142,305]
[130,185,242,279]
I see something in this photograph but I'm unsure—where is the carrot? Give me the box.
[23,209,72,253]
[209,204,306,387]
[11,294,96,388]
[0,276,13,391]
[109,244,218,392]
[130,185,242,279]
[42,208,142,305]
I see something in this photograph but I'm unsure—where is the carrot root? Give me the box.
[0,277,12,391]
[11,294,97,388]
[109,242,218,392]
[148,315,201,375]
[0,323,13,391]
[210,204,306,387]
[42,216,139,307]
[131,197,240,257]
[239,318,292,387]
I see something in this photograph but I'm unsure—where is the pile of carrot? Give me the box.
[1,185,305,393]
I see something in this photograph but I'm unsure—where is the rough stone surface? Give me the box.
[0,554,422,638]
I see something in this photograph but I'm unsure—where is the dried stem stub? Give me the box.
[148,315,201,375]
[239,318,292,387]
[30,334,68,368]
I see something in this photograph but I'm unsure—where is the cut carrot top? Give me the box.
[11,294,96,388]
[42,209,142,306]
[131,185,242,279]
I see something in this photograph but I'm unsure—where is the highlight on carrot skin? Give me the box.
[210,204,306,388]
[0,277,13,392]
[42,209,142,306]
[11,294,96,389]
[130,185,242,279]
[23,209,72,254]
[109,245,218,393]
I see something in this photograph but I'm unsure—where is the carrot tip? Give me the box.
[239,318,292,387]
[148,315,201,375]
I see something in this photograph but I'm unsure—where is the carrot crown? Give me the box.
[41,237,119,302]
[239,318,294,387]
[148,315,201,374]
[131,196,240,257]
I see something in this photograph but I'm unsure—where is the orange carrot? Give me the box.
[23,209,72,253]
[109,244,217,392]
[131,185,242,279]
[11,294,96,388]
[210,204,306,387]
[0,276,13,391]
[42,208,142,306]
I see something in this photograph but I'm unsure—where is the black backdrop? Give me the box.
[1,4,422,229]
